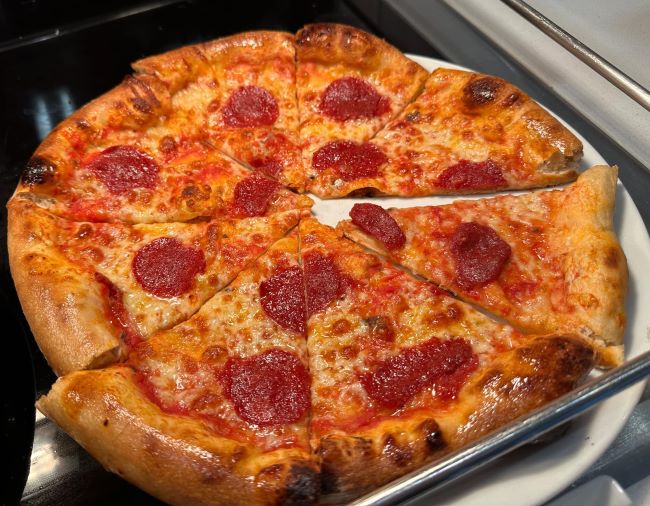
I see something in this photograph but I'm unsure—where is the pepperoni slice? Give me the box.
[260,266,307,334]
[222,86,279,128]
[85,145,160,195]
[320,77,390,121]
[232,173,279,217]
[222,349,310,426]
[349,203,406,250]
[249,157,282,179]
[304,253,344,316]
[132,237,206,298]
[437,160,507,190]
[450,222,511,289]
[360,338,477,409]
[312,140,387,181]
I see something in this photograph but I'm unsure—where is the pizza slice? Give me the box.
[338,165,627,367]
[295,23,428,176]
[17,140,312,223]
[8,198,300,375]
[36,235,319,505]
[308,67,583,197]
[134,31,305,191]
[299,217,594,502]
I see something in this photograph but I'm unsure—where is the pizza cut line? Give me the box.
[8,23,627,506]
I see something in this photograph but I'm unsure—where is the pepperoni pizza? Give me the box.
[7,23,628,506]
[339,166,627,367]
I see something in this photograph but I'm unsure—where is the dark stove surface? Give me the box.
[0,1,443,502]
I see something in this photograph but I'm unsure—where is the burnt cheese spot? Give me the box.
[22,156,56,186]
[464,77,503,107]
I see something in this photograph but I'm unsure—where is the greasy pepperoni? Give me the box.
[94,272,141,346]
[349,203,406,250]
[312,140,387,181]
[260,266,307,334]
[450,222,511,289]
[222,86,279,128]
[304,253,344,315]
[85,145,160,195]
[132,237,206,298]
[320,77,390,121]
[222,349,310,426]
[232,173,279,217]
[360,338,477,409]
[437,160,506,190]
[249,157,282,179]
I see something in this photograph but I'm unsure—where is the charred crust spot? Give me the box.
[464,77,502,107]
[131,96,152,113]
[319,464,339,494]
[75,119,91,130]
[502,92,521,107]
[22,156,56,186]
[281,464,320,505]
[382,435,412,467]
[296,24,336,47]
[158,135,177,154]
[103,419,109,427]
[605,246,620,269]
[124,75,161,114]
[418,419,446,453]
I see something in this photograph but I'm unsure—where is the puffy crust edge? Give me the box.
[7,197,123,376]
[133,31,295,91]
[17,71,171,196]
[296,22,427,79]
[37,366,319,506]
[556,165,627,367]
[316,336,594,502]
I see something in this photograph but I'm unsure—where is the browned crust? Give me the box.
[316,336,594,502]
[441,335,595,446]
[296,23,424,78]
[133,31,294,89]
[37,366,319,506]
[435,68,583,184]
[554,165,627,367]
[7,197,123,376]
[317,416,445,503]
[17,72,171,196]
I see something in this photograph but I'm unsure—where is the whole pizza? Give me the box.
[8,24,627,505]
